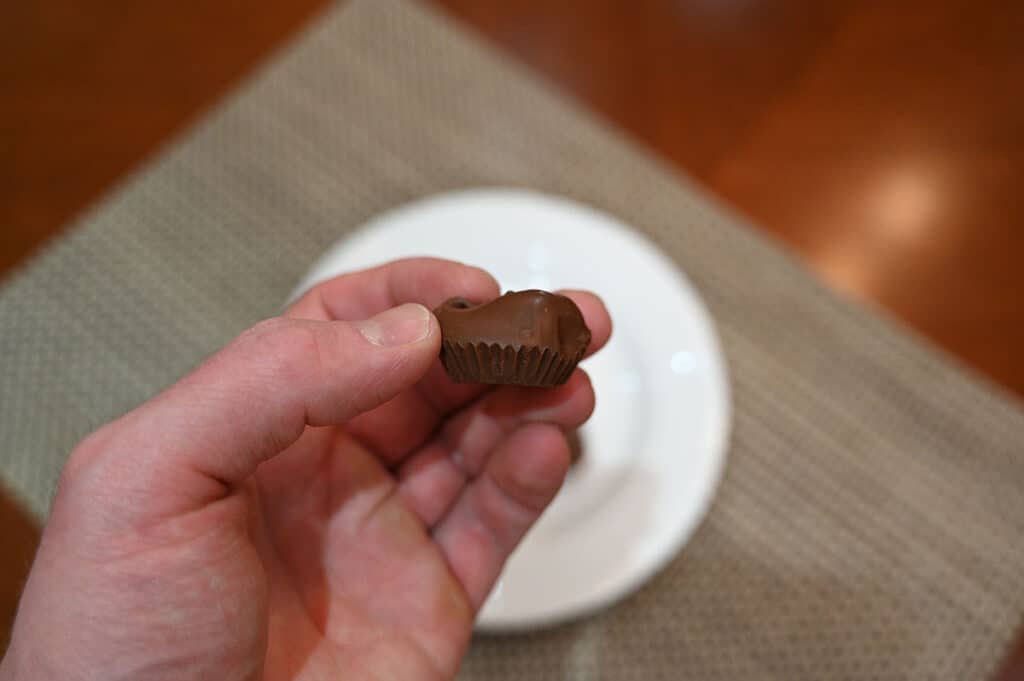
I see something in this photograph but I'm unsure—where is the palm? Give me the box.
[251,424,472,680]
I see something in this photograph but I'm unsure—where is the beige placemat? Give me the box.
[3,0,1024,678]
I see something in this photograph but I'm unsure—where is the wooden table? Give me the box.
[2,1,1022,674]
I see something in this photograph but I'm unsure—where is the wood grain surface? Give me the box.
[2,0,1022,675]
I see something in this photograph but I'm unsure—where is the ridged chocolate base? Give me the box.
[440,341,582,387]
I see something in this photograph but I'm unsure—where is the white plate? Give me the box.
[292,189,731,631]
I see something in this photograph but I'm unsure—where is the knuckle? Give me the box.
[60,421,115,486]
[237,316,293,345]
[235,317,323,385]
[53,420,128,516]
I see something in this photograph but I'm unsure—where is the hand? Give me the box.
[0,258,611,681]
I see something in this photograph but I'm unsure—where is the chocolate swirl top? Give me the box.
[434,290,591,359]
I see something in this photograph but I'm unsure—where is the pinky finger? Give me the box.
[431,423,570,609]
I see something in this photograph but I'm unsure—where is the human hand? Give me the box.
[0,258,611,681]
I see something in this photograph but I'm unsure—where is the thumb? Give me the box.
[65,304,438,520]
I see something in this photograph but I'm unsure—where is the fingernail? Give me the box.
[356,304,432,347]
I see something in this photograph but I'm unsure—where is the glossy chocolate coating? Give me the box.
[435,290,591,356]
[434,290,591,386]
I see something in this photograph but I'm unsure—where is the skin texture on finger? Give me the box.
[63,309,440,526]
[396,370,595,527]
[286,257,500,322]
[344,289,613,465]
[432,423,571,609]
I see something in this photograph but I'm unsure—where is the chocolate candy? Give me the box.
[434,290,591,387]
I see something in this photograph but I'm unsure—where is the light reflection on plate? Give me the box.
[292,189,731,631]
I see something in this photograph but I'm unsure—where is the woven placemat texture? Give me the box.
[2,0,1024,678]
